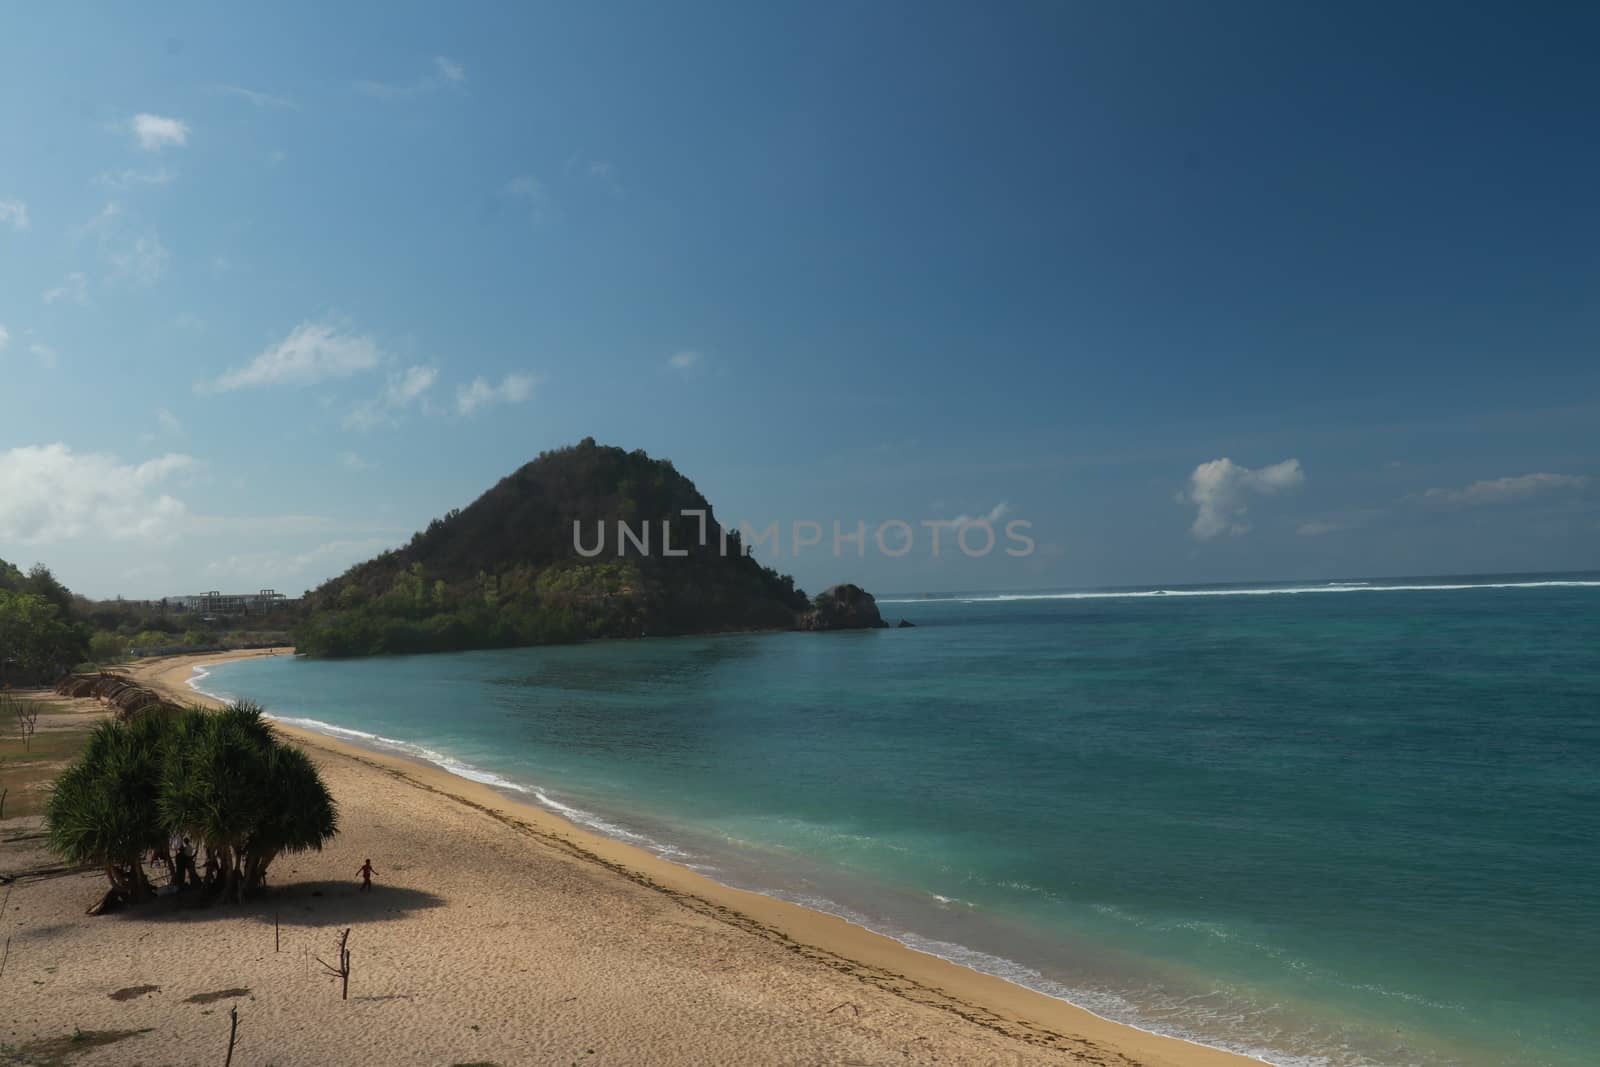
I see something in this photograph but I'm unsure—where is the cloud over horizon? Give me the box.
[0,444,194,545]
[1421,472,1590,507]
[1183,457,1305,540]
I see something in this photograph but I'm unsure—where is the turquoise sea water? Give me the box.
[197,573,1600,1066]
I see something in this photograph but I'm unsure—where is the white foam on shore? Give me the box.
[880,578,1600,604]
[756,887,1308,1066]
[271,714,690,858]
[189,667,690,859]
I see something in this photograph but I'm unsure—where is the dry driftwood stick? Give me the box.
[315,927,352,1000]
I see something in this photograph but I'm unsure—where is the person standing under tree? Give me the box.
[357,858,377,892]
[174,838,198,888]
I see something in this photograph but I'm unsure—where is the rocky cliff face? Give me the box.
[797,584,889,631]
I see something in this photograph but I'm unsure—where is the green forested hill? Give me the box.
[294,439,809,656]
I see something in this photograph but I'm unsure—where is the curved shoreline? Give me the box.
[135,647,1261,1067]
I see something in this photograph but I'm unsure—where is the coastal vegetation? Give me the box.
[294,439,810,657]
[45,701,338,905]
[0,555,294,683]
[0,559,88,684]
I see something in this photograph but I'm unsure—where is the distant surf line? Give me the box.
[879,578,1600,604]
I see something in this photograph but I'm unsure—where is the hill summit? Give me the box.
[295,439,849,656]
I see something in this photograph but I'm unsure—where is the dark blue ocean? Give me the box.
[197,573,1600,1066]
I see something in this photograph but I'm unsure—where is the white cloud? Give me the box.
[564,153,623,195]
[0,444,194,544]
[932,502,1011,529]
[1421,472,1589,507]
[43,272,89,304]
[96,167,177,189]
[357,57,466,98]
[214,84,296,109]
[457,372,539,415]
[0,198,28,230]
[344,364,439,429]
[205,320,382,392]
[201,537,398,591]
[184,513,342,538]
[138,407,185,446]
[131,113,190,151]
[504,175,549,224]
[1296,519,1341,537]
[434,56,466,83]
[385,364,438,405]
[105,232,169,285]
[1183,457,1305,540]
[73,204,168,286]
[30,343,57,368]
[76,201,121,235]
[0,325,8,351]
[339,451,375,472]
[668,350,703,373]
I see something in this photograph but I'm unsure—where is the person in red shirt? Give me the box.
[357,858,377,892]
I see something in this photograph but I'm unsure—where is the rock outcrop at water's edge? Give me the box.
[797,584,889,631]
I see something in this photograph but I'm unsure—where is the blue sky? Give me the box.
[2,2,1597,599]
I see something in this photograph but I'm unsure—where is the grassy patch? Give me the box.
[0,697,108,820]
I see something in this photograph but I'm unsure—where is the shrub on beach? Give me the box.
[46,701,338,906]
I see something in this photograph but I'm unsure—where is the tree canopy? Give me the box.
[0,558,89,684]
[47,702,339,904]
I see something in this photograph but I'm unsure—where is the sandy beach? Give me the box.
[1,649,1257,1066]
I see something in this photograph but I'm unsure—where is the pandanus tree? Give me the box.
[242,744,339,892]
[48,701,338,904]
[159,702,339,902]
[161,704,269,900]
[46,718,167,900]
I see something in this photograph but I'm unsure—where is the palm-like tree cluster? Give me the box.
[46,702,338,904]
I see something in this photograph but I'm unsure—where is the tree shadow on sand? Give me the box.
[131,880,446,929]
